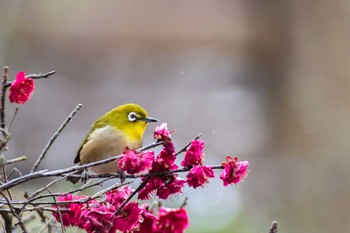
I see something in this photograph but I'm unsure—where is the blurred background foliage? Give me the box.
[1,0,350,232]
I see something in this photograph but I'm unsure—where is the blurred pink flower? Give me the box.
[106,186,134,208]
[156,207,189,233]
[80,202,115,233]
[113,202,141,232]
[186,165,215,189]
[154,123,173,141]
[53,194,87,227]
[220,156,249,186]
[132,206,157,233]
[9,71,35,104]
[157,176,186,199]
[118,150,154,174]
[181,139,205,167]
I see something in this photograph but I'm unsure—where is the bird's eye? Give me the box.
[128,112,138,122]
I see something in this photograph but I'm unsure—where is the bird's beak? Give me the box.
[140,116,159,123]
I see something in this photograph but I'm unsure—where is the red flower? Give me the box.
[80,202,115,233]
[181,139,205,167]
[186,165,215,189]
[9,71,35,104]
[138,176,163,200]
[156,207,189,233]
[131,206,157,233]
[220,156,249,186]
[113,202,142,232]
[118,150,154,174]
[52,194,87,227]
[157,176,186,199]
[155,141,177,170]
[154,123,173,141]
[106,186,134,208]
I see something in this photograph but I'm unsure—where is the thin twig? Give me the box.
[174,134,202,156]
[0,156,27,167]
[0,66,9,132]
[115,176,151,215]
[25,70,57,80]
[46,188,64,233]
[38,216,54,233]
[31,104,83,173]
[8,107,19,131]
[0,190,27,233]
[268,221,278,233]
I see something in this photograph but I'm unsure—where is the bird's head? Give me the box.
[107,103,158,141]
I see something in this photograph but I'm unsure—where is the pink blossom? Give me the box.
[154,123,173,141]
[118,150,155,174]
[155,141,177,170]
[220,156,249,186]
[52,194,87,227]
[113,202,141,232]
[186,165,215,189]
[181,139,205,167]
[131,206,157,233]
[80,202,115,233]
[138,176,163,200]
[9,71,35,104]
[106,186,134,208]
[156,207,189,233]
[157,176,186,199]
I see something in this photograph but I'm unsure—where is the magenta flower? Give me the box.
[80,202,115,233]
[157,176,186,199]
[186,165,215,189]
[138,176,163,200]
[181,139,205,167]
[118,150,154,174]
[9,71,35,104]
[156,207,189,233]
[131,206,157,233]
[220,156,249,186]
[154,123,173,141]
[155,141,177,170]
[53,194,87,227]
[113,202,141,232]
[106,186,134,208]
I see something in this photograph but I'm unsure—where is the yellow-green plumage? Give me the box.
[70,103,158,182]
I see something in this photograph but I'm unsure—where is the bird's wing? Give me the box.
[73,119,107,164]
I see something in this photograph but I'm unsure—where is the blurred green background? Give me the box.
[1,1,350,232]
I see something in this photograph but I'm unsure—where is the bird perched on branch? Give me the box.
[67,103,158,183]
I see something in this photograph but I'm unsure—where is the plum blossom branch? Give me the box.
[31,104,83,173]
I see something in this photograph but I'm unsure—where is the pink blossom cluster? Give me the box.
[54,123,249,232]
[53,187,188,233]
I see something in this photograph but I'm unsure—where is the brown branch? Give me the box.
[31,104,83,173]
[0,66,9,131]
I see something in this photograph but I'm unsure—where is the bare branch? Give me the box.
[31,104,83,173]
[25,70,57,80]
[0,156,27,167]
[268,221,278,233]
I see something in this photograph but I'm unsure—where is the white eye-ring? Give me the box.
[128,112,138,122]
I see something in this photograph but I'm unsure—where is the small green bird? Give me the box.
[68,103,158,183]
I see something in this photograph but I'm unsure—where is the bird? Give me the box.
[67,103,158,183]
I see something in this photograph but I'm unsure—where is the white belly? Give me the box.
[79,125,141,173]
